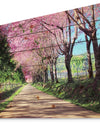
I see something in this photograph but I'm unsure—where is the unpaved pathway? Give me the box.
[0,84,100,118]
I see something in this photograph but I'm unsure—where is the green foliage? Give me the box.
[23,29,25,33]
[0,31,25,84]
[19,24,23,28]
[35,40,39,45]
[12,27,14,31]
[30,29,33,33]
[42,57,47,63]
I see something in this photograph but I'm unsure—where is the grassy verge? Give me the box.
[0,84,25,112]
[0,86,22,100]
[32,78,100,113]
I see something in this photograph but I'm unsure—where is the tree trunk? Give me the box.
[91,5,100,80]
[96,45,100,80]
[33,72,43,83]
[92,37,100,80]
[50,61,54,83]
[66,6,100,80]
[86,41,93,78]
[65,55,73,83]
[43,67,48,83]
[54,58,59,83]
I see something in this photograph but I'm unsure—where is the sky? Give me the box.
[73,20,100,55]
[73,38,100,56]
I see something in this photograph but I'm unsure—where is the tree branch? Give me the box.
[75,9,93,29]
[65,11,93,37]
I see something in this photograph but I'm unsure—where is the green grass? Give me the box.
[32,78,100,113]
[0,86,22,100]
[0,84,25,112]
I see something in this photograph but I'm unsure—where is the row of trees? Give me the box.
[66,5,100,81]
[1,3,100,85]
[34,4,100,83]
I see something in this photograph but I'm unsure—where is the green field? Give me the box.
[56,53,95,75]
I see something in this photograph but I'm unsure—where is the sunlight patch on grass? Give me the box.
[0,85,25,112]
[32,78,100,113]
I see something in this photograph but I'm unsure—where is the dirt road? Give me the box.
[0,84,100,118]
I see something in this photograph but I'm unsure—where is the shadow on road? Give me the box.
[0,85,100,118]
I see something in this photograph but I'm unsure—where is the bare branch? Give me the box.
[67,14,71,43]
[65,11,93,37]
[54,33,65,54]
[41,20,63,32]
[75,8,93,29]
[70,26,77,56]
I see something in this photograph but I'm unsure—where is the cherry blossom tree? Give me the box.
[35,31,59,83]
[66,4,100,81]
[35,11,78,83]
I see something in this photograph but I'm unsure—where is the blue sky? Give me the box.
[72,20,100,56]
[73,38,100,56]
